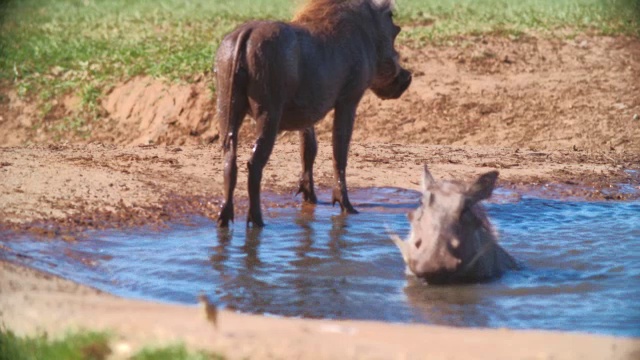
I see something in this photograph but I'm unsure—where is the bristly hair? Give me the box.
[372,0,395,9]
[292,0,394,35]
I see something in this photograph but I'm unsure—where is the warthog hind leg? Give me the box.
[331,102,358,214]
[217,138,238,227]
[247,109,281,227]
[217,98,247,227]
[297,127,318,204]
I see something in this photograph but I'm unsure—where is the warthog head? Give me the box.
[391,166,501,284]
[368,0,412,100]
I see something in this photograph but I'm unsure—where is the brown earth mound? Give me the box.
[340,35,640,151]
[1,35,639,151]
[101,77,217,145]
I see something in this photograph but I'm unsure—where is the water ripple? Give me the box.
[1,189,639,337]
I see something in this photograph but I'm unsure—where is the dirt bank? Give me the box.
[2,261,639,360]
[1,35,639,151]
[1,142,638,234]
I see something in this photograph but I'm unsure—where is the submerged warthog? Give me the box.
[215,0,412,227]
[391,166,517,284]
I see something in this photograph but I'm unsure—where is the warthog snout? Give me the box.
[372,68,412,100]
[408,247,462,284]
[390,165,518,284]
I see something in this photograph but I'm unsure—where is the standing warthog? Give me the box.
[215,0,412,227]
[390,166,517,284]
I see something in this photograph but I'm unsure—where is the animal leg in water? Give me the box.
[297,127,318,204]
[331,101,358,214]
[247,109,281,227]
[218,137,238,227]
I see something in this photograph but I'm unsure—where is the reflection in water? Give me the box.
[294,204,315,259]
[1,189,639,336]
[403,277,489,328]
[329,214,348,257]
[210,227,232,274]
[292,205,324,318]
[242,227,262,271]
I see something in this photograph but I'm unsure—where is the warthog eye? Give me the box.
[415,239,422,249]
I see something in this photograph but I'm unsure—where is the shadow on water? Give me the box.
[1,188,639,336]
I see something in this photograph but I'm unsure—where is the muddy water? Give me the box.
[2,188,639,337]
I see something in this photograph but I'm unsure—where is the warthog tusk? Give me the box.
[386,226,409,264]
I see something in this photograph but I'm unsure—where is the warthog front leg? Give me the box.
[297,127,318,204]
[331,102,358,214]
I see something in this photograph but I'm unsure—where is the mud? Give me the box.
[0,142,638,239]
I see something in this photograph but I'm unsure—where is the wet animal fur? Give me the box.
[391,166,517,284]
[215,0,411,227]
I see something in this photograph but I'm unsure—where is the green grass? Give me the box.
[0,0,638,137]
[0,0,292,87]
[132,344,225,360]
[0,328,225,360]
[397,0,640,45]
[0,329,111,360]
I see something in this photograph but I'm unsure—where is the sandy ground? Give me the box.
[2,261,639,360]
[1,33,640,359]
[0,142,638,230]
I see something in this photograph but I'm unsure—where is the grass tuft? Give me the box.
[396,0,640,46]
[0,328,226,360]
[0,328,112,360]
[132,344,225,360]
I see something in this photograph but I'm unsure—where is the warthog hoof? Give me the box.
[332,188,359,214]
[217,204,234,228]
[296,182,318,204]
[247,208,265,227]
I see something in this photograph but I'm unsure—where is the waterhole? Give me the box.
[1,188,639,337]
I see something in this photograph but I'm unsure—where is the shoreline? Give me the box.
[1,260,639,360]
[1,143,638,236]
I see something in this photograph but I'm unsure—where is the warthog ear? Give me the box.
[421,164,436,193]
[467,171,499,204]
